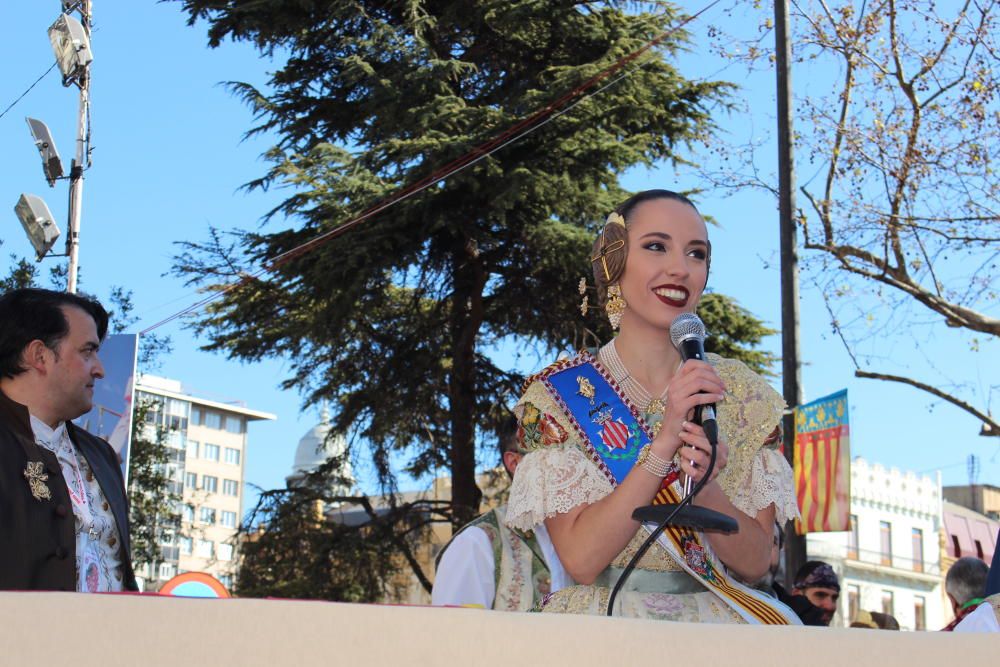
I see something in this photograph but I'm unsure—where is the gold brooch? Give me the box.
[24,461,52,501]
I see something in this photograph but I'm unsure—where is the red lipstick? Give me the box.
[652,284,689,308]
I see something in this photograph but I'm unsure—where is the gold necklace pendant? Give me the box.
[646,397,665,418]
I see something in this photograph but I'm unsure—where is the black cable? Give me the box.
[605,436,718,617]
[0,63,58,122]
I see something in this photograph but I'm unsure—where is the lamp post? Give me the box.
[47,2,93,294]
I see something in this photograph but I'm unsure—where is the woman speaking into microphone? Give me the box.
[504,190,801,623]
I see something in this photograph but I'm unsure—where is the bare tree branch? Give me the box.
[855,368,999,435]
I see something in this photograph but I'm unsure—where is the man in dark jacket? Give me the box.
[0,288,137,591]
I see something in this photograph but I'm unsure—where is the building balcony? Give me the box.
[811,545,942,585]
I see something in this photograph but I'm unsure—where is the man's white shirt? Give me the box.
[432,522,570,608]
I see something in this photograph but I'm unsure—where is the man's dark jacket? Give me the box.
[0,389,138,591]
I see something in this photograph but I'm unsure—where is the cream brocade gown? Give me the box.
[505,352,800,622]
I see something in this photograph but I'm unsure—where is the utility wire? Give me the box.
[0,62,58,121]
[139,0,722,335]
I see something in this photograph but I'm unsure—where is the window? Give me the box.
[847,514,859,559]
[848,584,860,623]
[975,539,985,560]
[204,444,220,462]
[182,504,195,523]
[880,521,892,566]
[202,475,218,493]
[224,447,241,465]
[166,431,185,449]
[191,406,202,425]
[914,596,926,631]
[196,539,213,558]
[951,534,962,557]
[218,574,233,588]
[204,411,222,430]
[218,543,234,561]
[179,536,192,555]
[221,511,237,529]
[159,563,175,580]
[200,507,217,525]
[187,440,199,459]
[225,415,244,434]
[912,528,924,572]
[184,472,197,489]
[222,479,239,497]
[881,590,894,617]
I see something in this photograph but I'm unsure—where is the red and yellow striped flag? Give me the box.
[794,390,851,535]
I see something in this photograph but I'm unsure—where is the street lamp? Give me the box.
[26,117,64,187]
[48,13,93,86]
[14,194,61,261]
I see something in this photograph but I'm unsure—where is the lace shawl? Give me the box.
[505,354,800,532]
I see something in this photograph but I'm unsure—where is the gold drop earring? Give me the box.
[605,284,626,329]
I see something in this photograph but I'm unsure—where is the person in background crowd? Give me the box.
[942,556,989,631]
[0,288,137,592]
[954,592,1000,633]
[784,560,840,626]
[432,416,567,610]
[850,610,900,630]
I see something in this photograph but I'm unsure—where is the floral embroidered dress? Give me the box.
[505,347,800,623]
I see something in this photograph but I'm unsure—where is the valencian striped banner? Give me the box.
[794,389,851,535]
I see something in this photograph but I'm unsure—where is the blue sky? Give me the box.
[2,2,996,514]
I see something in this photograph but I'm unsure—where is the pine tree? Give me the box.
[171,1,751,522]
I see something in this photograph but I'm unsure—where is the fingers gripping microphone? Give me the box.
[669,313,719,447]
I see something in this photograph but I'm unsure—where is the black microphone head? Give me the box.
[670,312,707,349]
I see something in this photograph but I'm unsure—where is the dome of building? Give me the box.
[286,403,354,491]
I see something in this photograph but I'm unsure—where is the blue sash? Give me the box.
[545,358,649,485]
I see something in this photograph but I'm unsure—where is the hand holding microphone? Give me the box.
[669,313,726,494]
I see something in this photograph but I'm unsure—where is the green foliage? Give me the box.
[236,460,447,601]
[699,292,777,376]
[0,255,40,291]
[169,0,754,523]
[127,400,182,570]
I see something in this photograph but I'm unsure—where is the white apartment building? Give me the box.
[806,457,945,630]
[134,375,275,591]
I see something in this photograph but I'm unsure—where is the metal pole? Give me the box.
[774,0,806,587]
[65,0,92,294]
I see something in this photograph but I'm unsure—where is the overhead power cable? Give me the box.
[140,0,721,335]
[0,62,58,121]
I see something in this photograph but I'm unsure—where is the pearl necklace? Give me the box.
[599,340,669,435]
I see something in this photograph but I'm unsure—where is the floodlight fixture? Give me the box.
[14,194,61,260]
[48,13,93,86]
[25,117,64,187]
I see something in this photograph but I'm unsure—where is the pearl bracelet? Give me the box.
[636,444,674,478]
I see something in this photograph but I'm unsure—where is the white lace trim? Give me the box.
[730,447,800,525]
[505,445,613,532]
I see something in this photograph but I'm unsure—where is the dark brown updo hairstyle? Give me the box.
[590,189,711,310]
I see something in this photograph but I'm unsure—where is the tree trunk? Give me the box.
[448,234,486,525]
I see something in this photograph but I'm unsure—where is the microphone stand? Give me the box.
[605,420,737,616]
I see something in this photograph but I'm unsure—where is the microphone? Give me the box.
[669,313,719,448]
